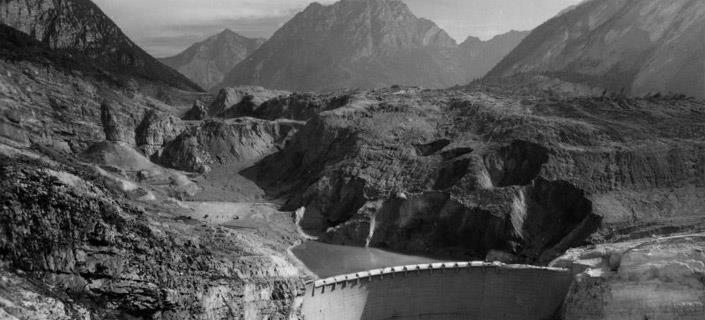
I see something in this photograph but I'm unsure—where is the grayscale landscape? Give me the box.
[0,0,704,319]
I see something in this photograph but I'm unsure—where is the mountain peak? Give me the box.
[160,30,264,90]
[217,29,249,39]
[219,29,237,36]
[220,0,463,92]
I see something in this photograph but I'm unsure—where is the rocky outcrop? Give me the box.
[100,101,125,142]
[135,110,185,158]
[486,0,705,98]
[159,118,303,173]
[552,235,705,320]
[208,86,289,118]
[0,23,184,153]
[248,88,705,263]
[0,154,303,319]
[255,93,351,121]
[182,100,208,121]
[0,0,202,92]
[160,29,264,90]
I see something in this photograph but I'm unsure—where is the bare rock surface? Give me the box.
[254,92,352,121]
[158,118,303,174]
[553,234,705,320]
[100,101,125,142]
[0,24,187,153]
[208,86,290,118]
[182,101,208,121]
[246,87,705,263]
[0,0,202,92]
[0,150,304,319]
[0,18,306,320]
[135,110,186,158]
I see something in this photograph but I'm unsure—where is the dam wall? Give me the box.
[302,262,573,320]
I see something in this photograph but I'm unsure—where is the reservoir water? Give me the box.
[291,241,445,278]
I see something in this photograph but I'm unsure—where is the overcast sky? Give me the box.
[94,0,583,58]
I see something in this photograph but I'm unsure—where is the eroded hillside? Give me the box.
[245,87,705,263]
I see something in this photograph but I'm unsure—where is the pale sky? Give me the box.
[94,0,583,58]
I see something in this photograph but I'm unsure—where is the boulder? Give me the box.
[182,100,208,121]
[100,101,124,142]
[135,110,185,158]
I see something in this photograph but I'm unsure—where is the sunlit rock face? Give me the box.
[0,0,202,91]
[158,118,303,174]
[553,235,705,320]
[0,155,303,319]
[487,0,705,98]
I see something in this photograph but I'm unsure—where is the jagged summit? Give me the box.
[486,0,705,98]
[217,0,526,92]
[160,29,264,90]
[0,0,203,92]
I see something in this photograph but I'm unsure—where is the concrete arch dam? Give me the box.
[301,262,573,320]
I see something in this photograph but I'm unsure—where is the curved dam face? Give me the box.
[302,262,573,320]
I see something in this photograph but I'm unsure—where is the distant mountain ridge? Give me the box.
[219,0,526,92]
[0,0,203,92]
[486,0,705,98]
[160,30,265,90]
[457,30,530,82]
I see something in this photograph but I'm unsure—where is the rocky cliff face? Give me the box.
[246,87,705,264]
[0,13,309,319]
[486,0,705,98]
[158,118,303,174]
[221,0,465,92]
[208,86,290,118]
[160,30,264,90]
[0,147,304,319]
[553,235,705,320]
[0,0,202,92]
[0,23,185,154]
